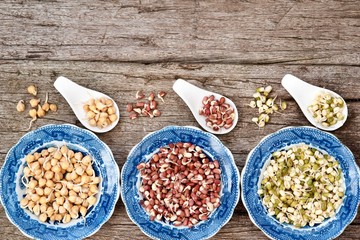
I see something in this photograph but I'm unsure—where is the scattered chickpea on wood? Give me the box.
[20,145,100,224]
[16,100,26,112]
[16,85,58,131]
[27,85,37,96]
[83,97,117,128]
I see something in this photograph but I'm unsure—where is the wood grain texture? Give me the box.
[0,0,360,239]
[1,0,360,65]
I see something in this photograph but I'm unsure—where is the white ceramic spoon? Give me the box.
[281,74,348,131]
[54,76,120,133]
[173,79,238,134]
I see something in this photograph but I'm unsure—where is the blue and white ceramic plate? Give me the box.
[241,126,360,240]
[121,126,240,240]
[0,124,120,240]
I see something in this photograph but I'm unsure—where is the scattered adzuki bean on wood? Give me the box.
[199,95,235,131]
[136,142,221,228]
[127,91,166,120]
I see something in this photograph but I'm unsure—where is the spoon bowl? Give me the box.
[281,74,348,131]
[54,76,120,133]
[173,79,238,134]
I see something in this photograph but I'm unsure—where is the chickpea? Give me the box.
[44,171,54,180]
[41,149,49,157]
[40,204,47,213]
[34,152,41,160]
[80,206,87,217]
[27,201,35,211]
[60,187,68,196]
[63,214,71,223]
[56,196,65,206]
[87,195,97,207]
[45,180,54,188]
[35,188,44,196]
[20,198,29,208]
[60,160,69,170]
[20,146,100,224]
[75,197,83,205]
[68,195,76,203]
[33,204,40,216]
[68,150,74,159]
[89,185,98,194]
[75,166,84,176]
[60,145,68,155]
[44,187,52,196]
[50,158,58,166]
[23,166,32,176]
[39,213,47,222]
[69,190,77,196]
[38,178,46,187]
[26,154,35,163]
[28,180,38,189]
[39,196,47,205]
[53,151,62,160]
[43,162,52,171]
[38,157,46,165]
[59,206,66,214]
[92,177,101,184]
[74,152,83,161]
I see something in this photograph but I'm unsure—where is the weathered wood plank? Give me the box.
[1,0,360,239]
[0,0,359,65]
[0,60,359,239]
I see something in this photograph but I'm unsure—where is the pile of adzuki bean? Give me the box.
[136,142,221,228]
[199,95,235,131]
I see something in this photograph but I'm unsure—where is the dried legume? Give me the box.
[307,92,345,127]
[137,142,221,228]
[20,145,100,224]
[258,144,344,227]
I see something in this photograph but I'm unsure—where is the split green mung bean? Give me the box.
[258,144,344,228]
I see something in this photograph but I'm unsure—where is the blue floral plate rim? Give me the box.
[241,126,360,240]
[121,125,240,240]
[0,124,121,240]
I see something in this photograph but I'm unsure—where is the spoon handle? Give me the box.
[54,76,87,105]
[281,74,315,102]
[173,79,203,108]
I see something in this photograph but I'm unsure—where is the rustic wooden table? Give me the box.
[1,0,359,239]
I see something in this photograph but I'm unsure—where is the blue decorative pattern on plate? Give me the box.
[0,124,120,240]
[241,126,360,240]
[121,126,240,240]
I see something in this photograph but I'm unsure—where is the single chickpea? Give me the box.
[80,206,87,217]
[43,162,52,171]
[63,214,71,223]
[44,171,54,180]
[28,179,38,189]
[39,196,47,205]
[39,213,47,222]
[31,194,40,202]
[26,154,35,163]
[20,198,29,208]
